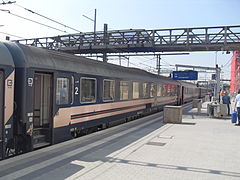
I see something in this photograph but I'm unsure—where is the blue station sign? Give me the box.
[211,74,216,80]
[172,70,198,80]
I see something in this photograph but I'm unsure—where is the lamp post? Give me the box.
[214,51,221,102]
[82,9,96,43]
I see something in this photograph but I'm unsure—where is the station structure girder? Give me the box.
[15,25,240,54]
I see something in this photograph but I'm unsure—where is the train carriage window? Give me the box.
[162,84,168,97]
[143,83,148,98]
[133,82,140,99]
[103,79,115,101]
[173,85,177,96]
[120,81,129,100]
[150,83,156,97]
[170,85,175,96]
[56,78,70,105]
[167,84,171,96]
[169,85,172,96]
[157,84,162,97]
[81,77,96,103]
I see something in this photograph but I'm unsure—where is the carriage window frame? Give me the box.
[103,79,115,102]
[157,84,162,97]
[120,81,129,100]
[142,82,148,98]
[132,82,140,99]
[56,77,70,105]
[80,77,97,104]
[150,83,156,98]
[162,84,167,97]
[171,85,177,96]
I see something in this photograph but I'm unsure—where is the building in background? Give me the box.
[230,51,240,93]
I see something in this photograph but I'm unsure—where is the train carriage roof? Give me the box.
[4,42,179,84]
[0,42,15,67]
[178,80,198,88]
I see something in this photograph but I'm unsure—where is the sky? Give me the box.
[0,0,239,80]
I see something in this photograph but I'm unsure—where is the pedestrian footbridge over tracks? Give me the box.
[16,25,240,56]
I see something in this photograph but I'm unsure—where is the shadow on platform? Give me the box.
[96,157,240,179]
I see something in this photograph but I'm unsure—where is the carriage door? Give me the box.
[33,73,53,149]
[0,71,4,158]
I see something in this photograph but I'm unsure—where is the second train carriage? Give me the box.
[179,81,200,104]
[199,87,208,98]
[0,41,207,158]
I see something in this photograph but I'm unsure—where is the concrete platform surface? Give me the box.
[0,103,240,180]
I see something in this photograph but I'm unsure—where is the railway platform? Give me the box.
[0,102,240,180]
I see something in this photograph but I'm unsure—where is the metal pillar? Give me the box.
[119,56,122,66]
[103,53,107,63]
[103,24,108,62]
[215,64,221,102]
[82,9,97,44]
[156,55,161,75]
[94,9,97,44]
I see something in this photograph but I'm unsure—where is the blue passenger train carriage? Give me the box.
[0,41,206,158]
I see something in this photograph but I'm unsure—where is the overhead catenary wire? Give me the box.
[140,56,155,63]
[14,3,82,33]
[109,54,161,73]
[222,58,232,68]
[161,58,174,66]
[122,57,157,71]
[0,9,68,33]
[0,1,15,5]
[0,31,25,39]
[138,55,173,73]
[108,57,147,69]
[138,54,175,67]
